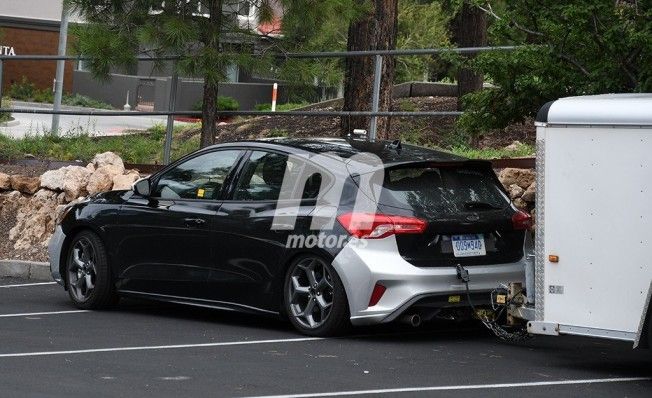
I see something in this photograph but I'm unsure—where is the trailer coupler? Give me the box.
[455,264,532,343]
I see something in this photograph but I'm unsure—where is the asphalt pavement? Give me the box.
[1,277,650,398]
[0,102,190,138]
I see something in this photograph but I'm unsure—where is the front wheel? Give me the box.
[65,230,118,309]
[284,255,350,336]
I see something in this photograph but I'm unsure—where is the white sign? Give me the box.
[0,46,16,56]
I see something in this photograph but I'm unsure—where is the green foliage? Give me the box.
[192,96,240,112]
[396,0,451,82]
[0,123,201,163]
[8,77,36,100]
[0,98,12,123]
[447,142,535,159]
[460,0,652,133]
[62,93,113,109]
[266,128,289,138]
[254,102,309,111]
[8,76,112,108]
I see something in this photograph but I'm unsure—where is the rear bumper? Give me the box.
[48,225,66,286]
[331,236,528,326]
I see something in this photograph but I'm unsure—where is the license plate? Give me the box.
[451,234,486,257]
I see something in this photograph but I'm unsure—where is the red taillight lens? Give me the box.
[368,283,386,307]
[337,212,427,239]
[512,210,533,230]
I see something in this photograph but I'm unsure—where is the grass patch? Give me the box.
[446,143,535,159]
[254,102,309,112]
[0,123,201,164]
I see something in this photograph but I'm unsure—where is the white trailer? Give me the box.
[509,94,652,348]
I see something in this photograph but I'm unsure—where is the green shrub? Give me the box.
[192,96,240,112]
[0,98,12,123]
[33,89,54,103]
[62,93,113,109]
[9,77,36,101]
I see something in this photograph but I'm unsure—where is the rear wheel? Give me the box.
[65,231,118,309]
[284,255,350,336]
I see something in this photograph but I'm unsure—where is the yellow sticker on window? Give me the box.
[448,295,461,303]
[197,188,205,198]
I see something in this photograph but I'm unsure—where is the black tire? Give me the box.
[284,254,350,336]
[65,230,118,309]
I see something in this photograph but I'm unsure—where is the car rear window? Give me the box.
[378,165,509,215]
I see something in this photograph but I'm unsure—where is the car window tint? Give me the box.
[154,150,241,200]
[234,151,289,201]
[379,165,509,215]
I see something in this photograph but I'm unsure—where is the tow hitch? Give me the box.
[456,264,532,343]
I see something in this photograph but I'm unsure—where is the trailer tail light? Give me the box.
[337,213,427,239]
[512,210,533,230]
[368,283,386,307]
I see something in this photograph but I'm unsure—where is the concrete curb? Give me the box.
[0,260,51,281]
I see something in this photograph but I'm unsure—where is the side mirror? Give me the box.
[133,178,151,197]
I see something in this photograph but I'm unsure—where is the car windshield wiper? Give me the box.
[463,201,502,210]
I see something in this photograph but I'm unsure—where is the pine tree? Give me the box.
[68,0,276,148]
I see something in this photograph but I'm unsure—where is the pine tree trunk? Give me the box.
[341,0,398,140]
[200,0,223,148]
[452,1,487,111]
[201,81,219,148]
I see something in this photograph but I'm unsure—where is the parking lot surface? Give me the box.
[1,277,650,397]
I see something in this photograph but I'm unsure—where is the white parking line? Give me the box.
[0,337,324,358]
[0,310,90,318]
[242,377,652,398]
[0,282,57,288]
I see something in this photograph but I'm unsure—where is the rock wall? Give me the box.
[0,152,140,259]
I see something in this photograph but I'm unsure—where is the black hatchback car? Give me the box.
[49,137,530,336]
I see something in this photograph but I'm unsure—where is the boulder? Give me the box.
[87,165,123,195]
[112,172,139,191]
[92,152,125,175]
[504,140,522,151]
[0,172,11,190]
[522,183,536,202]
[40,166,91,202]
[10,175,40,195]
[507,184,525,200]
[515,169,536,189]
[498,168,536,190]
[498,168,520,187]
[512,197,528,210]
[63,167,92,202]
[9,188,60,251]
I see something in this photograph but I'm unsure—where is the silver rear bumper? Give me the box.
[332,236,527,326]
[48,225,66,286]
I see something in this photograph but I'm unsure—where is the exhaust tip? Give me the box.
[401,313,422,328]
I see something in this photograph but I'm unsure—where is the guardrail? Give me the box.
[0,46,522,164]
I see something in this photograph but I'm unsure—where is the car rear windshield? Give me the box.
[377,164,510,215]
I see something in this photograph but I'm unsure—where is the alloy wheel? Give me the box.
[288,257,335,329]
[67,237,97,302]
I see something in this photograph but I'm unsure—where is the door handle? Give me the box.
[184,218,206,226]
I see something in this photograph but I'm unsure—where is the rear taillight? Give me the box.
[337,212,427,239]
[512,210,533,230]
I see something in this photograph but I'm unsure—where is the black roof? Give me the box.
[245,137,468,165]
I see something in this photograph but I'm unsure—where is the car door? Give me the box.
[208,149,326,312]
[114,149,244,299]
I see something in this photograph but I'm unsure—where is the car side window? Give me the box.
[153,150,242,200]
[233,151,329,201]
[234,151,289,201]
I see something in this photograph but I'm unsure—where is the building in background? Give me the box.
[1,1,331,110]
[0,0,81,93]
